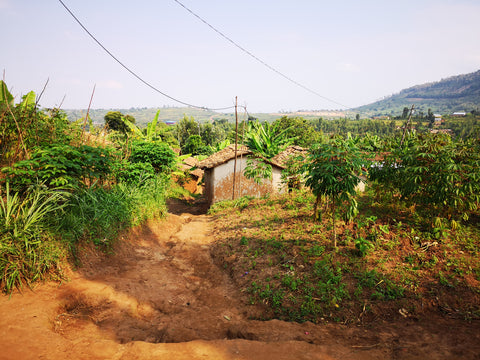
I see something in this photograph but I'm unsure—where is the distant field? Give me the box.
[64,107,347,127]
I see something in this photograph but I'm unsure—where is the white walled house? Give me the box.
[198,145,308,206]
[198,145,286,205]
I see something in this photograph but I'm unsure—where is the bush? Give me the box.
[1,144,113,191]
[129,141,176,174]
[113,160,155,185]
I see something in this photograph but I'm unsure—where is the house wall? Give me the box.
[206,158,285,205]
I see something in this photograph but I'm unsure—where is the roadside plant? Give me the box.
[129,141,176,174]
[303,136,366,246]
[0,183,68,293]
[2,144,113,191]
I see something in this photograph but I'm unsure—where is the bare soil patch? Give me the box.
[0,197,479,359]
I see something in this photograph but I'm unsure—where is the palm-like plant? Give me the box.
[243,121,293,159]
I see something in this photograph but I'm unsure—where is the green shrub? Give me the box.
[113,160,155,185]
[2,144,113,191]
[129,141,176,173]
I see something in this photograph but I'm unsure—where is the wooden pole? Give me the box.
[232,96,238,200]
[400,104,415,147]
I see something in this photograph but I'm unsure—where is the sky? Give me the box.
[1,0,480,113]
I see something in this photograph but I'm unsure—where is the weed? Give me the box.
[355,237,374,257]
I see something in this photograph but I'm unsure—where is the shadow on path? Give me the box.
[167,197,209,215]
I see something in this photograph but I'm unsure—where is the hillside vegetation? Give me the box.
[356,69,480,116]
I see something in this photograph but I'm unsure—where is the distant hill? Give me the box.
[355,70,480,116]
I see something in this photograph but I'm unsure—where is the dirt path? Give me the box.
[0,200,479,359]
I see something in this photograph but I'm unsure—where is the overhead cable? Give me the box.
[57,0,235,111]
[173,0,351,110]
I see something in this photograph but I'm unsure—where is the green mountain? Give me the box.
[355,70,480,116]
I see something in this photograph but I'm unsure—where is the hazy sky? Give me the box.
[2,0,480,113]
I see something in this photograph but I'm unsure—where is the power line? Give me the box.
[57,0,235,112]
[172,0,351,110]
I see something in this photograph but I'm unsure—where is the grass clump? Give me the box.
[0,183,69,293]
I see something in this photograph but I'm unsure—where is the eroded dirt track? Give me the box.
[1,202,479,359]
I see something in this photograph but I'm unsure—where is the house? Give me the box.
[198,145,307,205]
[198,145,284,205]
[452,111,466,117]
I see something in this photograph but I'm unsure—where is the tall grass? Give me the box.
[57,174,168,250]
[0,175,169,293]
[0,183,68,293]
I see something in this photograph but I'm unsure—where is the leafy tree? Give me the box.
[200,122,226,147]
[175,115,200,150]
[272,116,319,147]
[182,134,209,156]
[427,108,435,128]
[303,137,366,246]
[105,111,133,133]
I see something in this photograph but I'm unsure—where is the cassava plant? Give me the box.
[303,136,366,247]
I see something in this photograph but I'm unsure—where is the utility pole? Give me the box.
[400,104,415,147]
[232,96,238,200]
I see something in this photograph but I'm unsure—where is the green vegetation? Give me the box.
[2,74,480,332]
[303,136,366,244]
[356,69,480,116]
[0,82,175,293]
[211,187,480,324]
[210,127,480,324]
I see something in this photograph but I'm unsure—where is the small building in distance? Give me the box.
[198,145,307,206]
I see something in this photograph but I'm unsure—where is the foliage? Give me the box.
[243,157,273,184]
[104,111,132,133]
[370,132,480,222]
[242,120,293,159]
[0,82,78,166]
[2,144,113,191]
[280,154,306,191]
[58,174,168,249]
[113,160,155,185]
[129,141,176,174]
[175,115,201,149]
[120,109,179,146]
[303,136,366,246]
[272,116,320,147]
[181,134,211,156]
[0,183,68,293]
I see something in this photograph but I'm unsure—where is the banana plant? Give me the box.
[121,110,161,142]
[243,120,294,159]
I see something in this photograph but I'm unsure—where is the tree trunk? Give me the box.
[313,193,321,221]
[332,194,337,248]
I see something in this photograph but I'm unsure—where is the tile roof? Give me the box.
[198,144,289,169]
